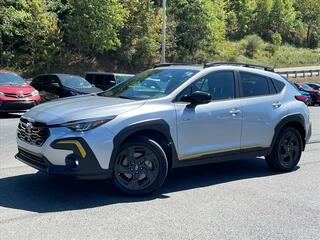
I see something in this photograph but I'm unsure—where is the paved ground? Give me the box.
[0,108,319,239]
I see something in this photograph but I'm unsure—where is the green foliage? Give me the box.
[227,0,256,39]
[64,0,126,54]
[241,35,264,58]
[1,0,320,75]
[252,0,273,38]
[271,32,282,46]
[116,0,162,70]
[269,0,296,42]
[0,0,60,71]
[294,0,320,48]
[168,0,226,62]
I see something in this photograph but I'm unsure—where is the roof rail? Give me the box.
[154,63,190,68]
[203,61,274,72]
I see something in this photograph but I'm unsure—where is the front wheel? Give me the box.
[111,136,168,196]
[265,127,303,172]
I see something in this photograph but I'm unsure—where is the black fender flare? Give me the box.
[108,119,179,170]
[271,114,306,150]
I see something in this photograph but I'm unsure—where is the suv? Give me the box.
[15,62,312,196]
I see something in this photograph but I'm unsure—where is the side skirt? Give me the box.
[173,147,272,169]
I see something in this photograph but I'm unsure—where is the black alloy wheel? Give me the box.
[112,136,168,196]
[266,127,303,172]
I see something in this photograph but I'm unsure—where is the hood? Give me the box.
[72,86,102,94]
[23,95,146,125]
[0,85,35,94]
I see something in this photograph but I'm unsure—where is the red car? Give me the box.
[294,82,320,105]
[0,70,41,114]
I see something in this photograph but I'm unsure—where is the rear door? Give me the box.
[239,71,282,150]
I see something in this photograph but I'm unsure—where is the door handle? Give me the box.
[229,108,241,116]
[272,102,282,108]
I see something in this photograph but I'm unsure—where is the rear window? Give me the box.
[240,72,269,97]
[271,79,285,93]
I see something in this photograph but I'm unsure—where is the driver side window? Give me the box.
[177,71,236,101]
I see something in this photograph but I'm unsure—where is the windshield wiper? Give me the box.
[118,95,134,100]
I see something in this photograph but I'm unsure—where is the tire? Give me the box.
[265,127,303,172]
[111,136,168,196]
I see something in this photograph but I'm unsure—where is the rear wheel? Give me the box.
[266,127,303,172]
[112,136,168,196]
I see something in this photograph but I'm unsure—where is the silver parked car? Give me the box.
[16,62,312,196]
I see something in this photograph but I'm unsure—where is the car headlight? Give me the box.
[31,90,39,96]
[0,92,4,97]
[60,116,116,132]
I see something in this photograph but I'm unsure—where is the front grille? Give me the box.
[17,118,50,146]
[1,101,36,111]
[4,93,33,98]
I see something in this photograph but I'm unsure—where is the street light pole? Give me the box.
[161,0,166,64]
[0,31,3,67]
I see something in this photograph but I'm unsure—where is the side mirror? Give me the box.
[187,91,212,105]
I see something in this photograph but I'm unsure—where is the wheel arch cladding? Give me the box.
[109,119,178,170]
[272,114,306,150]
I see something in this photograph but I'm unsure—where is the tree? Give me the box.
[168,0,226,62]
[269,0,296,42]
[116,0,162,70]
[226,0,256,39]
[253,0,273,39]
[294,0,320,48]
[64,0,126,54]
[0,0,60,70]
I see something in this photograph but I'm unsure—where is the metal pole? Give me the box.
[0,31,3,67]
[161,0,166,63]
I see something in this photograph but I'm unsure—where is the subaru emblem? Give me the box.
[26,122,33,132]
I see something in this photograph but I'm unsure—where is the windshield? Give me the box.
[100,68,199,100]
[0,73,26,86]
[59,75,92,89]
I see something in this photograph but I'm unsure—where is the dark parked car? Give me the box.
[31,74,102,102]
[294,83,320,105]
[85,72,134,91]
[306,82,320,91]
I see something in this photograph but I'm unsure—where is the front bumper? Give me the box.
[16,142,112,180]
[0,100,38,113]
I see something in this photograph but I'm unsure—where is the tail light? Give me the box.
[295,95,308,105]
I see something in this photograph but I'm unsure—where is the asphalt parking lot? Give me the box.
[0,108,319,240]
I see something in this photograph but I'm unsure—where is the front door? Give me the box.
[175,71,243,160]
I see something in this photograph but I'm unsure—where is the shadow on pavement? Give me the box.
[0,158,280,213]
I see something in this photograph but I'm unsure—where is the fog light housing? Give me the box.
[65,154,80,169]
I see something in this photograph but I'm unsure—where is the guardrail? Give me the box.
[276,68,320,78]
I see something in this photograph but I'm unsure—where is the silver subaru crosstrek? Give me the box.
[16,62,312,196]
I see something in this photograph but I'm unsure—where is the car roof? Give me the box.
[154,65,203,71]
[85,72,134,76]
[85,72,113,75]
[35,73,82,78]
[0,70,14,74]
[155,64,283,80]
